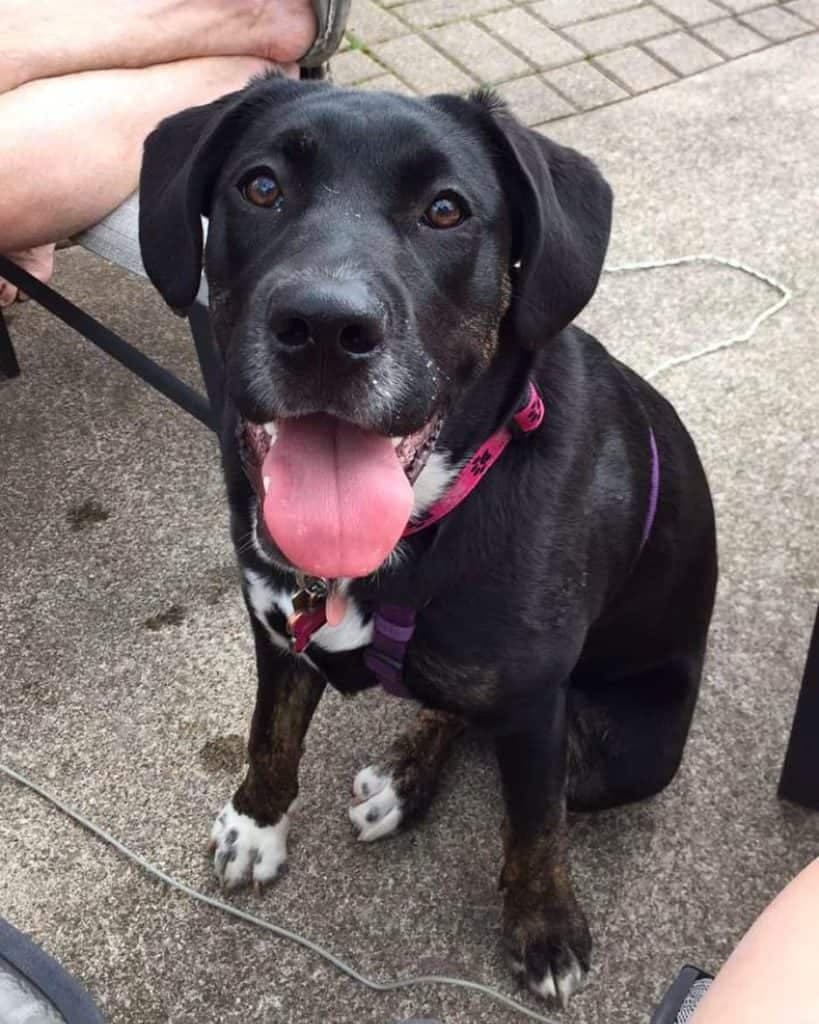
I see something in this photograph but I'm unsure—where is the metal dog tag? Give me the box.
[292,575,329,613]
[287,576,330,652]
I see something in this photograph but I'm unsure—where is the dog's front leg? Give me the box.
[497,684,590,1007]
[210,617,325,889]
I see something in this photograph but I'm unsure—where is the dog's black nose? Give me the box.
[269,281,384,362]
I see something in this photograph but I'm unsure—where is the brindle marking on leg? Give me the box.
[500,826,591,1005]
[350,708,465,840]
[381,708,465,826]
[496,712,592,1006]
[233,659,325,825]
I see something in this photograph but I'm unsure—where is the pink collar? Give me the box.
[403,380,545,536]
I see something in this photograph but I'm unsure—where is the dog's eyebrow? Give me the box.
[276,128,318,160]
[395,148,454,193]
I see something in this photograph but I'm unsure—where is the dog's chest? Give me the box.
[243,569,373,657]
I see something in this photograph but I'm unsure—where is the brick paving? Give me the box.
[644,28,725,70]
[334,0,818,126]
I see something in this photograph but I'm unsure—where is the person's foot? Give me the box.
[0,244,55,307]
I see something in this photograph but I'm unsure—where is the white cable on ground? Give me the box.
[1,256,792,1023]
[603,254,792,380]
[0,762,560,1024]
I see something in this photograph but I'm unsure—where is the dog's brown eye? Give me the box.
[423,192,468,229]
[241,172,281,208]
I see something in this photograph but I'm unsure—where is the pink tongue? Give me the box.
[261,415,414,579]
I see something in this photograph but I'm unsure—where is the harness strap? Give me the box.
[364,605,417,699]
[641,428,660,552]
[368,380,545,698]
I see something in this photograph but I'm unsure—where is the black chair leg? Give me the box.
[0,252,213,428]
[779,604,819,809]
[188,301,224,432]
[0,307,21,379]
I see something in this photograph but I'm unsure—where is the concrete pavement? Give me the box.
[334,0,819,126]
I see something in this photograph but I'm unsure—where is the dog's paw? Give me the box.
[504,898,591,1007]
[209,799,291,889]
[348,766,403,842]
[510,943,588,1007]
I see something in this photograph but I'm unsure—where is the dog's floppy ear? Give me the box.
[476,94,613,345]
[138,76,305,313]
[138,89,246,313]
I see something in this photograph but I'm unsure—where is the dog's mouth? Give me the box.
[240,413,442,579]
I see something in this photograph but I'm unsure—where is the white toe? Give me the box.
[352,765,388,802]
[348,767,403,842]
[555,953,586,1006]
[524,951,586,1006]
[210,799,290,888]
[529,967,557,1002]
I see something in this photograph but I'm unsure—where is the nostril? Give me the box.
[274,317,310,348]
[339,322,380,357]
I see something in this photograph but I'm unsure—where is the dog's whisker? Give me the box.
[236,535,256,556]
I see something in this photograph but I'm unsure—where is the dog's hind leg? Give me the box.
[566,650,704,812]
[348,708,464,841]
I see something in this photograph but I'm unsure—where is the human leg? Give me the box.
[690,858,819,1023]
[0,0,316,92]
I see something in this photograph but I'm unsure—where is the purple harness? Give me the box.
[364,604,418,699]
[365,394,661,699]
[642,428,660,551]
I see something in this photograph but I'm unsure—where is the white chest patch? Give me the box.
[411,451,458,518]
[243,569,373,656]
[243,569,293,652]
[312,597,373,652]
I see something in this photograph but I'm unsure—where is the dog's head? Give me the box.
[139,76,611,579]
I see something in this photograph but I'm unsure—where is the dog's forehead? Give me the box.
[239,88,494,183]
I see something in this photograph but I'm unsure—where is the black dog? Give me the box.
[139,75,717,1006]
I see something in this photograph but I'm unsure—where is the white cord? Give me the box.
[1,256,791,1023]
[602,254,792,380]
[0,761,560,1024]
